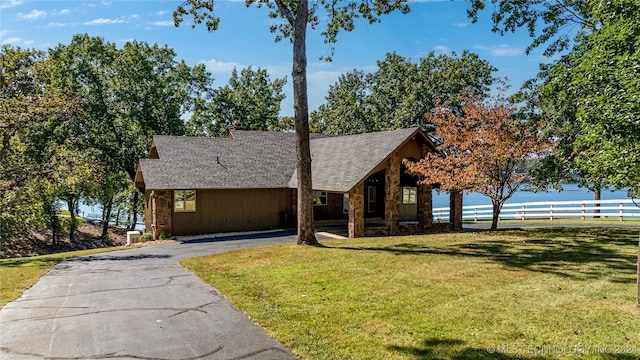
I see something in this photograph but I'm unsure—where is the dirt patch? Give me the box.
[0,221,168,259]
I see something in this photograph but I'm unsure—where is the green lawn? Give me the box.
[181,227,640,360]
[0,247,125,307]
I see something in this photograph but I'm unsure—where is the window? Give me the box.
[174,190,196,212]
[402,187,417,204]
[343,194,349,214]
[312,191,327,206]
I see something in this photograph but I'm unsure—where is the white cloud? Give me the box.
[199,58,244,73]
[84,18,125,25]
[453,22,469,27]
[2,37,22,45]
[57,8,71,15]
[0,0,24,9]
[156,10,169,16]
[47,22,68,28]
[434,45,451,54]
[150,20,174,27]
[18,9,47,20]
[474,45,523,57]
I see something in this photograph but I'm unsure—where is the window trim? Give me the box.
[174,189,196,212]
[402,186,417,205]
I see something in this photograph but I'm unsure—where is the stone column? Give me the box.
[385,154,400,235]
[418,184,433,229]
[154,190,173,239]
[348,183,364,238]
[449,190,463,231]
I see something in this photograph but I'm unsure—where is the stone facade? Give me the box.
[348,183,364,238]
[384,154,401,235]
[151,190,173,239]
[417,183,433,228]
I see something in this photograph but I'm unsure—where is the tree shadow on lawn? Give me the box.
[332,227,639,282]
[388,337,640,360]
[388,337,550,360]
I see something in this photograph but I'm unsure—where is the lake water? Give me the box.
[432,183,634,209]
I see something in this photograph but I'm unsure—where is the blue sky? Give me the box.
[1,0,551,116]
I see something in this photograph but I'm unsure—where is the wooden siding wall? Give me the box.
[313,192,348,221]
[173,188,295,236]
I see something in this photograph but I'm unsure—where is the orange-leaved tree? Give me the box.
[404,87,554,230]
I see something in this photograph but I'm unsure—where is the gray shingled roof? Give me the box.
[138,127,424,192]
[139,131,296,190]
[290,127,421,192]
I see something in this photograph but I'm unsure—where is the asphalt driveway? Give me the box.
[0,230,334,360]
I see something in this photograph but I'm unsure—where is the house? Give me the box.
[134,127,463,239]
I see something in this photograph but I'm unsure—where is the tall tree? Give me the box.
[404,87,554,230]
[187,66,287,137]
[311,51,495,135]
[174,0,411,245]
[480,0,640,305]
[0,45,81,245]
[48,35,211,231]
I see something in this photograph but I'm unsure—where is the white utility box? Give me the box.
[126,231,141,246]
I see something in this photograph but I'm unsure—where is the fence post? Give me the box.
[549,204,554,221]
[620,202,624,222]
[581,203,585,221]
[521,205,525,221]
[474,208,478,223]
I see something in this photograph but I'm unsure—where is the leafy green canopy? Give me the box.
[568,1,640,195]
[511,1,639,196]
[311,51,495,135]
[187,66,287,137]
[1,46,82,244]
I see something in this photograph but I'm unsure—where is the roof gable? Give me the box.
[289,127,429,192]
[137,128,435,192]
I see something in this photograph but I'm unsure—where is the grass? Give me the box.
[181,227,640,360]
[0,247,125,307]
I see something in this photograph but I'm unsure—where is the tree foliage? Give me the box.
[404,87,554,230]
[187,66,287,137]
[510,1,639,197]
[48,34,211,230]
[467,0,597,56]
[0,45,82,245]
[311,51,495,134]
[174,0,411,245]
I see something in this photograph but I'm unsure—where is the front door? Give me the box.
[364,170,385,218]
[400,186,418,221]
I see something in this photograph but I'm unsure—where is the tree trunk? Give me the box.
[129,190,140,231]
[593,186,601,218]
[101,198,113,238]
[49,208,59,246]
[292,0,317,245]
[490,200,503,230]
[66,197,78,243]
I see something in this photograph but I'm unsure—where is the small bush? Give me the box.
[159,231,167,240]
[141,233,153,241]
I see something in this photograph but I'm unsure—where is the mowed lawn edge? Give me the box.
[180,227,640,360]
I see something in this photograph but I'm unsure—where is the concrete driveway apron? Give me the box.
[0,230,321,360]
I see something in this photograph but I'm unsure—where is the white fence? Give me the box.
[433,199,640,222]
